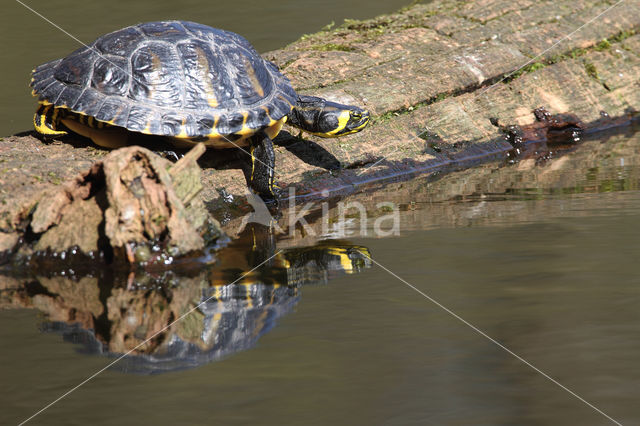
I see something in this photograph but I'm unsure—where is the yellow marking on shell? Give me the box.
[170,117,257,147]
[194,47,219,107]
[278,94,294,108]
[235,112,255,137]
[239,280,259,289]
[176,119,189,138]
[151,52,162,72]
[261,106,271,120]
[264,116,287,140]
[205,312,223,341]
[243,56,264,97]
[262,107,278,128]
[353,246,371,258]
[208,116,221,139]
[327,247,355,272]
[238,282,256,308]
[252,310,270,338]
[142,121,152,134]
[168,115,251,148]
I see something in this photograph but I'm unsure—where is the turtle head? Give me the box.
[288,95,370,138]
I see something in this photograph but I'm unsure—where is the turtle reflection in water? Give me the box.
[1,225,371,373]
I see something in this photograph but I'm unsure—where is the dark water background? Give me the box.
[2,0,411,136]
[2,1,640,424]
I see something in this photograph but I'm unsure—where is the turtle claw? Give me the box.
[156,150,183,162]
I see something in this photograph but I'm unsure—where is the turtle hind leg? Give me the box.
[33,104,67,138]
[240,132,277,205]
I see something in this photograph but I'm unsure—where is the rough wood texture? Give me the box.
[2,144,222,261]
[1,0,640,233]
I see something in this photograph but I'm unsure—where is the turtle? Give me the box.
[30,21,370,202]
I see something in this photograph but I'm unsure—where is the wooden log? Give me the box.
[1,0,640,236]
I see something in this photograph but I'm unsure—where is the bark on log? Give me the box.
[1,144,223,264]
[1,0,640,238]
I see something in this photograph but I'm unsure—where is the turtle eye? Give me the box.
[351,112,362,120]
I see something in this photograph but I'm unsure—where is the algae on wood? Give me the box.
[1,0,640,218]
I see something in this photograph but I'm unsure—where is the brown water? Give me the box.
[2,0,411,136]
[2,127,640,424]
[3,1,640,424]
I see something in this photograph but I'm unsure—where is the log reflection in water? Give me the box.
[0,224,371,374]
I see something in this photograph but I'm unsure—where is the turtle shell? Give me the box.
[30,21,298,141]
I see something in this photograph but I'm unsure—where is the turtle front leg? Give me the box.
[240,132,277,205]
[33,104,67,138]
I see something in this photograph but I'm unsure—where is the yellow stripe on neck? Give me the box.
[311,110,351,138]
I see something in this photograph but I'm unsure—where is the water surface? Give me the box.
[2,128,640,424]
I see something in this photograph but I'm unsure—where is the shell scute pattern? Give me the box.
[72,89,102,117]
[55,86,83,109]
[222,45,273,107]
[95,27,142,57]
[181,21,256,53]
[195,115,216,135]
[53,49,93,87]
[213,111,245,136]
[95,99,126,124]
[91,56,129,96]
[160,112,184,136]
[182,114,201,137]
[125,105,153,133]
[130,42,184,109]
[30,21,299,141]
[139,21,188,42]
[177,40,235,110]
